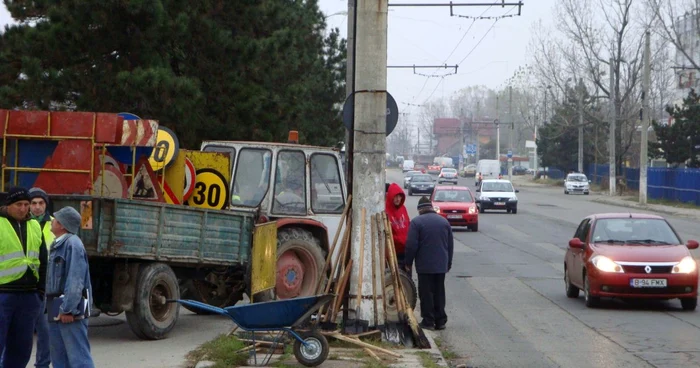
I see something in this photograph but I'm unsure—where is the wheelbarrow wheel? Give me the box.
[293,330,329,367]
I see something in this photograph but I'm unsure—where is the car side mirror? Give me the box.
[475,188,480,192]
[515,189,520,193]
[568,238,584,249]
[588,180,592,183]
[687,240,699,249]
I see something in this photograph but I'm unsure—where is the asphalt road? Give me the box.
[28,170,700,368]
[387,168,700,368]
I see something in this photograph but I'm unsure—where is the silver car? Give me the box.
[564,173,591,195]
[438,168,459,184]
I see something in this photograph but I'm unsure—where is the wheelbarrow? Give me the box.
[171,294,334,367]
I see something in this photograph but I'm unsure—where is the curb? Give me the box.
[591,197,700,221]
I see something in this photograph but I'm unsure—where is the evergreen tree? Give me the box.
[0,0,346,148]
[650,89,700,168]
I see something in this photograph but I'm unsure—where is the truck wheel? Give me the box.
[256,228,326,302]
[179,278,243,315]
[125,263,180,340]
[383,269,417,322]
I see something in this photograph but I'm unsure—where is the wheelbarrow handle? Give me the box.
[168,299,228,316]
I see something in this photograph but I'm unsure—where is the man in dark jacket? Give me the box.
[0,187,48,367]
[404,196,453,331]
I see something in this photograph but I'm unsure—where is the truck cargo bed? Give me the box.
[52,196,254,266]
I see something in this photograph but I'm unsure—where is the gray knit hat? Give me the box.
[417,196,433,210]
[53,206,81,234]
[29,187,49,204]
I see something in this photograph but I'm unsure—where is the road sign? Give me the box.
[341,91,399,136]
[148,126,180,171]
[507,150,513,158]
[465,144,477,155]
[186,169,230,210]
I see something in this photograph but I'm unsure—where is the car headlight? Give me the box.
[591,255,622,273]
[468,206,477,214]
[673,256,697,274]
[434,206,440,213]
[508,197,517,202]
[480,197,490,201]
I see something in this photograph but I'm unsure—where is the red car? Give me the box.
[430,185,479,231]
[427,165,441,175]
[564,213,699,310]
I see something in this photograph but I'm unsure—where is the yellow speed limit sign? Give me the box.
[148,126,180,171]
[185,169,230,210]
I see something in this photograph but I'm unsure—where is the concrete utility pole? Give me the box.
[578,78,584,173]
[349,0,387,328]
[508,86,513,180]
[496,94,500,161]
[475,100,481,161]
[640,31,651,204]
[609,57,617,196]
[344,0,356,184]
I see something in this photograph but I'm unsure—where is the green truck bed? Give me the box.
[52,196,255,266]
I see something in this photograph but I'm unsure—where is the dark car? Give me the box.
[407,174,435,196]
[512,166,528,175]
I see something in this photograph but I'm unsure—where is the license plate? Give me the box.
[630,279,667,288]
[495,202,505,206]
[448,215,462,219]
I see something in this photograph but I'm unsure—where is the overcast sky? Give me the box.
[1,1,556,121]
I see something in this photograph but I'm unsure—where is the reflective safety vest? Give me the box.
[0,218,42,284]
[41,216,55,247]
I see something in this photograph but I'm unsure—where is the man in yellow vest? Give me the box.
[0,187,47,367]
[29,187,54,368]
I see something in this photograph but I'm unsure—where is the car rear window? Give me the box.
[412,175,433,182]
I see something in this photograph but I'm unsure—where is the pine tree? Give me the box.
[650,89,700,168]
[0,0,346,148]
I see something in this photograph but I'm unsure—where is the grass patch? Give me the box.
[186,334,248,368]
[271,345,294,368]
[416,351,441,368]
[363,360,390,368]
[649,198,700,209]
[433,338,458,360]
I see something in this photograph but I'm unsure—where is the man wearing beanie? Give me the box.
[0,187,47,367]
[28,187,54,368]
[403,196,454,331]
[46,206,95,367]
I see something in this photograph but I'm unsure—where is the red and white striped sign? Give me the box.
[119,119,158,146]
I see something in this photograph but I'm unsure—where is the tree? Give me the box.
[0,0,346,149]
[645,0,700,72]
[536,87,596,170]
[650,89,700,167]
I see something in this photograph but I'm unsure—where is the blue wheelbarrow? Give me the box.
[171,294,334,367]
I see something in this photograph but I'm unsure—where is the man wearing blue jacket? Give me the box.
[46,206,95,368]
[403,196,454,331]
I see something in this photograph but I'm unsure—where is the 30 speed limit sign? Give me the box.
[185,169,229,210]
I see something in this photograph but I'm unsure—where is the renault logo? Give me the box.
[645,265,652,274]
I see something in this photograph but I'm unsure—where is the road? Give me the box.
[387,168,700,368]
[28,169,700,368]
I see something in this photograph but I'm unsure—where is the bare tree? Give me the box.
[418,100,449,154]
[646,0,700,72]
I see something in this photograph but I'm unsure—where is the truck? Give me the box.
[0,109,415,340]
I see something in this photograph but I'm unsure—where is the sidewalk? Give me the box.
[194,329,450,368]
[591,195,700,221]
[510,175,700,221]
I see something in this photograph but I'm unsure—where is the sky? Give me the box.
[0,0,557,121]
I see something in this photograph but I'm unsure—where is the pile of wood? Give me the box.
[313,196,430,350]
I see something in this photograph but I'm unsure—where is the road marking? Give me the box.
[549,262,564,273]
[532,242,566,256]
[502,225,530,238]
[454,237,477,253]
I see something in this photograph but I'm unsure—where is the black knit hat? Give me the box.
[5,187,30,206]
[417,196,432,210]
[29,187,49,204]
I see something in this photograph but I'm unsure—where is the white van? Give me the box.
[402,159,415,172]
[477,160,501,180]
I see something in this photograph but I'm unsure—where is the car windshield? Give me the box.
[591,218,681,245]
[412,175,433,182]
[433,190,473,202]
[567,175,587,182]
[481,182,514,192]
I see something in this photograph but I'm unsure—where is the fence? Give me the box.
[585,164,700,206]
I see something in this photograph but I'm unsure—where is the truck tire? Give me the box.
[256,228,326,302]
[383,269,417,322]
[125,263,180,340]
[179,276,244,315]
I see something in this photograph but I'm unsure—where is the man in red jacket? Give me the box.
[385,183,410,268]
